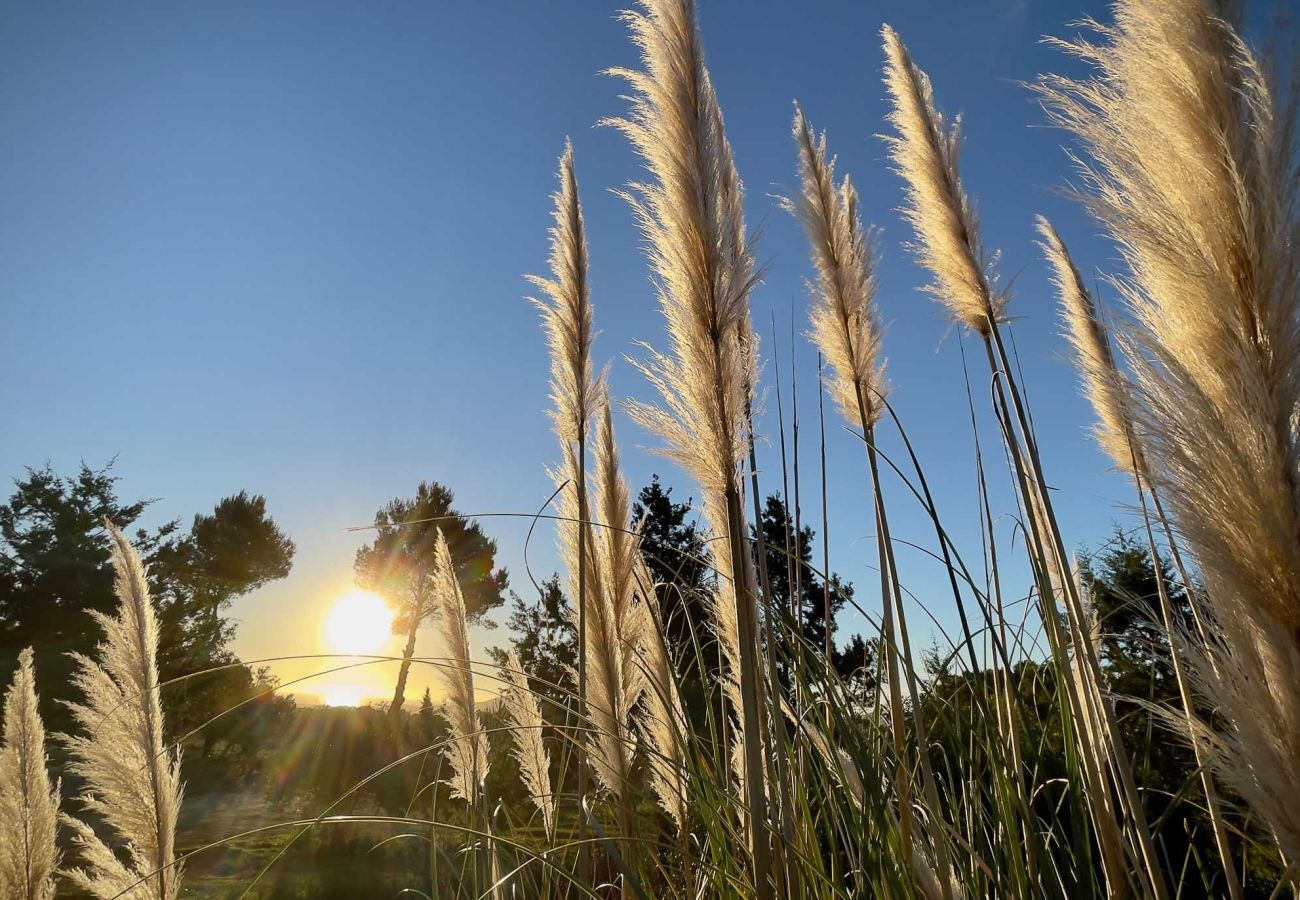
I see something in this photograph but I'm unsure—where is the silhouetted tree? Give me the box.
[0,463,159,646]
[632,476,711,656]
[354,482,508,716]
[752,493,852,656]
[489,576,574,721]
[151,491,295,744]
[0,462,295,762]
[833,633,878,698]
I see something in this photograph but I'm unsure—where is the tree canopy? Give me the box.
[0,461,295,763]
[354,481,508,714]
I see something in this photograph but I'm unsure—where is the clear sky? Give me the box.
[0,1,1284,704]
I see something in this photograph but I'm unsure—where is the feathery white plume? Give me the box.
[62,523,183,900]
[882,24,1003,334]
[1040,0,1300,862]
[632,557,688,832]
[0,648,60,900]
[430,528,487,805]
[785,106,889,426]
[580,395,647,808]
[499,651,555,838]
[529,140,599,447]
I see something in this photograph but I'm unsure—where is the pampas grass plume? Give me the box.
[529,140,598,446]
[1036,216,1141,476]
[430,528,488,805]
[785,105,888,425]
[0,648,60,900]
[62,523,183,900]
[499,650,555,838]
[882,24,1003,334]
[608,0,768,810]
[1040,0,1300,864]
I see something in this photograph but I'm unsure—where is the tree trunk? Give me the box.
[389,611,420,717]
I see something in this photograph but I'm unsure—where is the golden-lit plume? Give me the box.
[881,25,1003,334]
[528,140,598,447]
[62,524,183,900]
[0,648,60,900]
[583,394,647,810]
[609,0,764,774]
[608,3,771,888]
[1036,217,1141,476]
[1041,0,1300,863]
[499,650,555,839]
[607,0,758,515]
[430,528,488,805]
[633,557,688,832]
[785,105,888,425]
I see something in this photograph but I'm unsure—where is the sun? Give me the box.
[323,589,394,656]
[321,685,368,708]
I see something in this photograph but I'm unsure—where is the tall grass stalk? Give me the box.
[62,523,183,900]
[0,648,60,900]
[528,138,599,880]
[632,556,688,836]
[1039,0,1300,869]
[786,106,957,898]
[1039,215,1243,899]
[882,23,1171,898]
[609,1,773,894]
[587,393,648,892]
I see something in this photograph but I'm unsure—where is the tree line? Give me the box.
[2,461,1255,887]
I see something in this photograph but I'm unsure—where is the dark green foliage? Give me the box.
[633,475,710,655]
[354,482,508,626]
[0,462,157,645]
[354,481,508,715]
[752,492,851,655]
[0,461,295,776]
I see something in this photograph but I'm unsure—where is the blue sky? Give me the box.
[1,0,1275,700]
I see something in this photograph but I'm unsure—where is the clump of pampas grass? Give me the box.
[607,2,772,891]
[1040,0,1300,866]
[0,648,60,900]
[530,137,687,847]
[62,523,183,900]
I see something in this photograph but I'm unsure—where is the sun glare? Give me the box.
[321,685,368,708]
[323,589,394,656]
